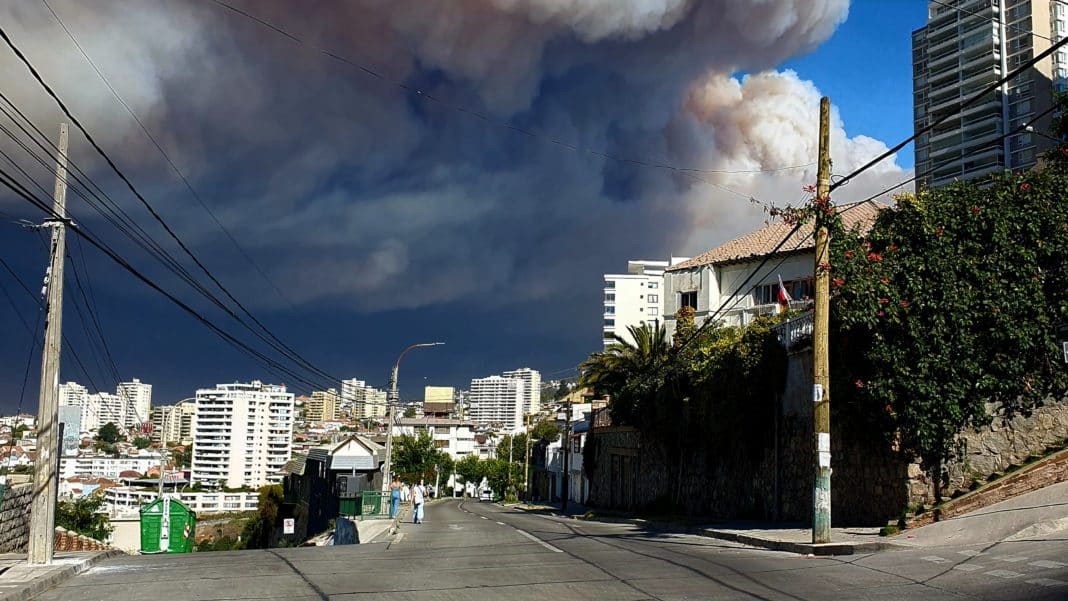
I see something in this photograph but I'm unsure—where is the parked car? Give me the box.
[478,488,494,502]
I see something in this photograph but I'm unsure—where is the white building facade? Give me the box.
[502,368,541,415]
[603,258,689,347]
[104,488,260,513]
[117,378,152,428]
[393,418,477,459]
[59,453,164,480]
[468,375,525,433]
[191,381,295,488]
[340,378,388,420]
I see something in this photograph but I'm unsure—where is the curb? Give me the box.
[697,529,899,556]
[0,549,124,601]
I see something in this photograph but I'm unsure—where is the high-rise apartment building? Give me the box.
[341,378,388,420]
[468,375,525,433]
[502,368,541,415]
[305,388,339,422]
[58,382,93,432]
[191,381,295,488]
[117,378,152,428]
[603,258,689,348]
[912,0,1065,190]
[151,400,195,445]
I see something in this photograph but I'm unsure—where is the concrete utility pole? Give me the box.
[381,342,443,490]
[523,413,532,502]
[28,123,69,565]
[559,401,572,514]
[812,97,833,544]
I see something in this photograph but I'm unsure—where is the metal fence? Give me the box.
[339,490,391,519]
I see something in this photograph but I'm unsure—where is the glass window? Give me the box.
[647,294,659,303]
[603,318,615,327]
[604,293,615,302]
[680,291,697,310]
[605,306,615,314]
[647,282,659,289]
[604,281,615,289]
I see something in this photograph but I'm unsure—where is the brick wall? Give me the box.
[0,483,33,552]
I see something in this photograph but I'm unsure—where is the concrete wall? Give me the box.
[0,483,33,552]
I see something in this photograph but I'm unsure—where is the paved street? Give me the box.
[32,498,1068,601]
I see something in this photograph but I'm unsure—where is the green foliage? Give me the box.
[95,422,122,444]
[495,433,527,461]
[12,424,27,439]
[132,437,151,450]
[56,495,113,541]
[530,418,560,443]
[403,407,417,418]
[482,458,523,499]
[175,445,192,469]
[580,322,671,427]
[455,453,486,485]
[242,484,284,549]
[393,432,451,484]
[829,157,1068,480]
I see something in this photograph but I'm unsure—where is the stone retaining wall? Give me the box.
[0,483,33,552]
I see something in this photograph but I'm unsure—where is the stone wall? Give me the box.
[908,398,1068,506]
[0,483,33,552]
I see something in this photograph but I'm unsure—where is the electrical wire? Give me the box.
[39,0,299,313]
[832,29,1068,193]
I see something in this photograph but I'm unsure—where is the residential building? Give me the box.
[59,453,164,480]
[151,400,195,445]
[341,378,388,420]
[191,380,295,488]
[94,392,126,431]
[503,368,542,415]
[603,258,690,347]
[912,0,1063,190]
[393,417,477,459]
[306,388,339,422]
[117,378,152,428]
[58,405,81,455]
[59,382,97,433]
[103,487,260,513]
[663,201,883,340]
[423,385,456,416]
[468,375,525,433]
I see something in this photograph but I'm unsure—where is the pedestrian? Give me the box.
[389,475,401,518]
[411,480,425,524]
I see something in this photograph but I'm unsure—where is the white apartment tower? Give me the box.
[341,378,388,420]
[468,375,525,433]
[912,0,1064,190]
[117,378,152,428]
[603,258,689,348]
[58,382,93,432]
[191,381,295,488]
[502,368,541,415]
[151,400,195,445]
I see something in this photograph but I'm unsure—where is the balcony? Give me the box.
[771,311,814,351]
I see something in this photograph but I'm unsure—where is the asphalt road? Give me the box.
[33,497,1068,601]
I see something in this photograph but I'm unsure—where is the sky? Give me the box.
[0,0,929,412]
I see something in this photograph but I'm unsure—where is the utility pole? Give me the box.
[559,401,572,514]
[381,342,443,490]
[523,413,532,503]
[812,97,833,544]
[28,123,69,565]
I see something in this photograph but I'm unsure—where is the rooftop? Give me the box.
[667,201,885,271]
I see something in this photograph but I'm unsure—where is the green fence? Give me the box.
[339,491,390,519]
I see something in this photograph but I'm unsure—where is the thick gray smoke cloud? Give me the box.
[0,0,906,320]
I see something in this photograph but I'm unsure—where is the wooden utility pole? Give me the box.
[812,98,833,544]
[28,123,69,565]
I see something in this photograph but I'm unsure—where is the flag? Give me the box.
[776,275,792,305]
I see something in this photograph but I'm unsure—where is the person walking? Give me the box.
[389,476,401,518]
[411,480,425,524]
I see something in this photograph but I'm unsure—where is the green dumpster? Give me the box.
[140,497,196,554]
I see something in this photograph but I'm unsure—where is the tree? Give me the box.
[132,437,151,450]
[554,380,570,401]
[393,432,450,484]
[455,454,485,487]
[12,424,28,439]
[579,322,670,426]
[530,418,560,443]
[96,422,121,444]
[495,433,527,462]
[403,406,417,418]
[56,495,112,541]
[242,484,284,549]
[829,156,1068,495]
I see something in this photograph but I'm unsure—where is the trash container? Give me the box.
[140,497,196,554]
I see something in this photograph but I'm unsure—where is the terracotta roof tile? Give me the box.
[667,201,886,272]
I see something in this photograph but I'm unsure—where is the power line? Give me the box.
[927,0,1052,42]
[0,24,341,390]
[39,0,298,313]
[831,28,1068,193]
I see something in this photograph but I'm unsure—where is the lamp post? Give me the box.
[381,342,444,490]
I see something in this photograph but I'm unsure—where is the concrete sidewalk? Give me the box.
[0,551,123,601]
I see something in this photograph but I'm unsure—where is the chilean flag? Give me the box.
[777,275,792,306]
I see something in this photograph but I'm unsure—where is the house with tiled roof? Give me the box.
[663,200,885,339]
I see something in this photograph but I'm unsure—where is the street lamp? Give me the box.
[381,342,444,490]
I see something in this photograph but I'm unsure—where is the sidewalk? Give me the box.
[0,550,123,601]
[513,501,898,556]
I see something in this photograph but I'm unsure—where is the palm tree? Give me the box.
[580,323,669,425]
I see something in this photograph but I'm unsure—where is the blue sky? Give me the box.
[785,1,929,170]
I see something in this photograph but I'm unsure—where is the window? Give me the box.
[605,306,615,314]
[604,318,615,327]
[605,281,615,289]
[680,291,697,310]
[604,293,615,302]
[647,282,659,289]
[647,294,659,303]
